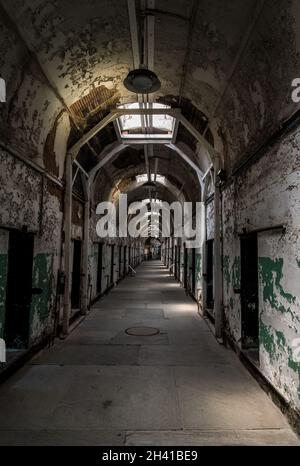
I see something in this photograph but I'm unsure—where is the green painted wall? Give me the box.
[223,255,240,292]
[30,253,54,341]
[258,257,297,321]
[258,256,300,402]
[195,252,201,283]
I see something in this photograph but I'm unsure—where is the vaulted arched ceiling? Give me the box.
[92,145,201,205]
[1,0,299,201]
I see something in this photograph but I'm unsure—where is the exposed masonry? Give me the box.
[0,0,299,421]
[221,127,300,410]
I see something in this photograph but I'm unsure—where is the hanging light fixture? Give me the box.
[124,68,161,94]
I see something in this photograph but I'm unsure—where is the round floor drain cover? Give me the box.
[125,326,160,336]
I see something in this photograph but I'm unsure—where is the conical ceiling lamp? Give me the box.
[124,68,161,94]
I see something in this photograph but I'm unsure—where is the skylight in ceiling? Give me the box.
[136,174,166,184]
[117,103,175,140]
[141,198,163,205]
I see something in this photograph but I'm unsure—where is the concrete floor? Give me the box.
[0,261,298,446]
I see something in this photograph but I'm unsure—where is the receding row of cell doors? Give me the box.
[70,242,136,316]
[97,244,124,294]
[1,227,140,350]
[96,243,136,295]
[205,234,259,351]
[69,236,260,351]
[172,236,259,351]
[173,244,197,297]
[1,230,83,350]
[74,242,136,307]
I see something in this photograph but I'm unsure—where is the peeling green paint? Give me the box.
[258,257,297,321]
[260,323,300,400]
[260,321,276,359]
[223,255,240,293]
[232,256,240,289]
[30,253,54,329]
[288,356,300,373]
[223,255,231,292]
[288,354,300,400]
[195,253,201,284]
[0,254,8,338]
[276,330,286,350]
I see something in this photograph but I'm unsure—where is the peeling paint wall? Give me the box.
[30,253,54,343]
[0,0,299,418]
[206,199,214,240]
[1,0,133,107]
[221,126,300,409]
[0,148,63,344]
[0,11,63,166]
[195,249,202,301]
[88,242,99,301]
[0,4,66,346]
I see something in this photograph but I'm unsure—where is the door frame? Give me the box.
[123,246,127,276]
[4,229,34,349]
[205,239,214,310]
[110,244,115,286]
[71,239,82,310]
[118,245,122,281]
[183,244,188,289]
[96,242,103,294]
[191,247,196,296]
[240,233,259,349]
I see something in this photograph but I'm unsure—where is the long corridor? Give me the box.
[0,261,298,446]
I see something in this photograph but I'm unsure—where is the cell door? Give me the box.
[96,243,103,294]
[118,246,122,280]
[206,239,214,309]
[177,245,181,280]
[191,248,196,296]
[4,230,34,349]
[174,246,178,279]
[184,245,188,289]
[71,240,82,309]
[123,246,127,276]
[241,234,259,349]
[110,245,115,285]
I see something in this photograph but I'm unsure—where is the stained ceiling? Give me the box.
[0,0,299,204]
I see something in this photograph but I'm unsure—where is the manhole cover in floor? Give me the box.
[125,327,160,336]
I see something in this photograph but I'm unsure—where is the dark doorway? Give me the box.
[118,246,122,281]
[178,245,181,280]
[4,230,34,349]
[206,239,214,309]
[240,234,259,350]
[191,248,196,296]
[71,240,82,309]
[174,245,178,279]
[129,246,131,267]
[184,245,188,289]
[123,246,127,276]
[110,245,115,285]
[96,242,103,294]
